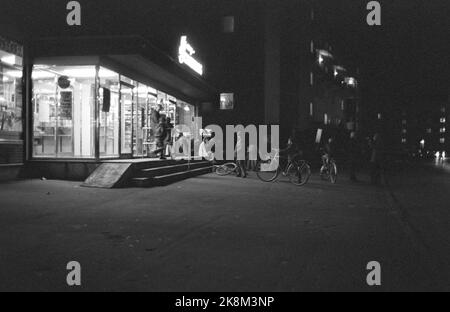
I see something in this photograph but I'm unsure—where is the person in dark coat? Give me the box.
[369,133,384,185]
[154,116,167,159]
[164,117,174,157]
[347,131,360,181]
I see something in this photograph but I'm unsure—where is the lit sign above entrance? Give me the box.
[178,36,203,76]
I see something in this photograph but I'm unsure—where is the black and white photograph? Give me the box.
[0,0,449,297]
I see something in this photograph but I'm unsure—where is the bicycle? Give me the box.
[214,162,239,176]
[320,155,338,183]
[256,149,311,186]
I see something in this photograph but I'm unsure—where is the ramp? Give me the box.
[81,163,133,188]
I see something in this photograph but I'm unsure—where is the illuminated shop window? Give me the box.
[32,65,98,158]
[0,48,23,141]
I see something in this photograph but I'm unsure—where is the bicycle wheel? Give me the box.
[329,162,338,184]
[287,162,311,186]
[256,160,279,182]
[216,163,237,176]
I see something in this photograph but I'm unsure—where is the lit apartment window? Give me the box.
[310,72,314,86]
[377,113,382,120]
[402,138,407,144]
[222,16,235,33]
[427,128,432,133]
[440,117,446,123]
[310,40,314,54]
[402,129,407,134]
[440,138,445,144]
[310,102,314,116]
[324,113,328,124]
[440,128,446,133]
[402,119,407,125]
[441,107,446,113]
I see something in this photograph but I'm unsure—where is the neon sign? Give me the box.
[178,36,203,76]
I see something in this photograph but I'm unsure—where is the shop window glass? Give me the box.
[0,49,23,141]
[120,78,136,155]
[99,67,120,157]
[32,65,96,158]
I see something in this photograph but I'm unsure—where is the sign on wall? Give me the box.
[59,91,73,119]
[220,93,234,110]
[178,36,203,76]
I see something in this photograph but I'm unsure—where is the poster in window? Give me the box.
[59,91,73,119]
[220,93,234,110]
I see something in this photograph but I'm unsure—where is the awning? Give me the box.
[31,35,217,103]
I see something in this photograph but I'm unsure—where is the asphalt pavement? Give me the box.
[0,164,448,291]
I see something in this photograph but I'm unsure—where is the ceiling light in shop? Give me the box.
[1,54,22,66]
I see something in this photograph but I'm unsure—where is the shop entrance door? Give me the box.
[120,83,134,157]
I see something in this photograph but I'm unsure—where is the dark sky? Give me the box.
[2,0,449,107]
[317,0,449,105]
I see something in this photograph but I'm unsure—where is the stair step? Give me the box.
[131,166,213,187]
[141,161,210,173]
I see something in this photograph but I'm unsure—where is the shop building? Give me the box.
[0,36,24,181]
[1,35,216,181]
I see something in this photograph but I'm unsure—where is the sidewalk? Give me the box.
[0,173,435,291]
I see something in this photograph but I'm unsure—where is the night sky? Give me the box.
[2,0,449,109]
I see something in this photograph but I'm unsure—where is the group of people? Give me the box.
[151,104,174,160]
[322,131,384,185]
[279,130,384,185]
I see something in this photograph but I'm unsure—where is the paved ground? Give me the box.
[0,164,448,291]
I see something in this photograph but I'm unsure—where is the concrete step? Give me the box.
[137,161,210,178]
[131,166,213,187]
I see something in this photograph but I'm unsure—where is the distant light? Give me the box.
[377,113,382,120]
[435,152,441,158]
[318,54,324,65]
[344,77,357,87]
[420,139,425,149]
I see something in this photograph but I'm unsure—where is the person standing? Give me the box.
[348,131,360,181]
[155,116,167,159]
[369,133,383,185]
[165,117,174,158]
[235,133,247,178]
